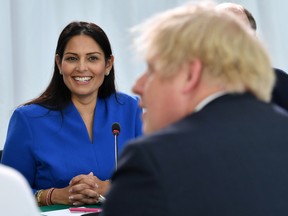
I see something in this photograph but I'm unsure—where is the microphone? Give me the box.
[112,122,120,169]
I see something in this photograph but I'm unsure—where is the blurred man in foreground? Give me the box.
[102,2,288,216]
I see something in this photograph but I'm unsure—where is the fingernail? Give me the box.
[69,196,73,200]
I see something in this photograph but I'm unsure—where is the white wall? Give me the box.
[1,0,287,149]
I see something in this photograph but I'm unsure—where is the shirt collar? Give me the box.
[194,91,227,112]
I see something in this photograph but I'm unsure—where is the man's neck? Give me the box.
[194,91,228,112]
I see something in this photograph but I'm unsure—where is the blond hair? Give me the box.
[131,1,274,102]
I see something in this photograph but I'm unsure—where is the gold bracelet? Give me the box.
[35,189,44,206]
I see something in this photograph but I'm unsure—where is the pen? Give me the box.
[69,207,102,213]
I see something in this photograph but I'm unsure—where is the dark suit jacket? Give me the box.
[102,93,288,216]
[273,68,288,111]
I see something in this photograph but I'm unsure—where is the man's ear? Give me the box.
[182,59,202,93]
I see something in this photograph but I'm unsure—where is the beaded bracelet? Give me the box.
[46,188,55,206]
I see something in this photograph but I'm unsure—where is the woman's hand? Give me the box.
[49,185,75,205]
[68,172,111,206]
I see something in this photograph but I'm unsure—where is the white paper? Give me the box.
[41,209,83,216]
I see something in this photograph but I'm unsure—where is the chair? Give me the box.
[0,164,40,216]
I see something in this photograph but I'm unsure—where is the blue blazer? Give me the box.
[103,93,288,216]
[2,92,142,193]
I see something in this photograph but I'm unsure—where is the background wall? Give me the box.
[1,0,287,149]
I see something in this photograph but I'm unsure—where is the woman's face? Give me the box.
[56,35,113,102]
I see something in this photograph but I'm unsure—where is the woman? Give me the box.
[2,21,142,206]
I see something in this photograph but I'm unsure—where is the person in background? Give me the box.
[101,2,288,216]
[1,21,142,206]
[217,2,288,111]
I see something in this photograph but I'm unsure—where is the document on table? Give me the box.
[41,209,83,216]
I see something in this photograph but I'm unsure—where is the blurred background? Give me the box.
[1,0,287,149]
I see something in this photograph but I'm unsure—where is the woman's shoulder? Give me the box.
[103,92,140,110]
[113,92,139,103]
[14,104,52,117]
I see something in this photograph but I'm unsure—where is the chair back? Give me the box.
[0,164,40,216]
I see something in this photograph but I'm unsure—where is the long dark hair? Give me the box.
[25,21,116,110]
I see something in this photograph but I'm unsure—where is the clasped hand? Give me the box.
[68,172,110,206]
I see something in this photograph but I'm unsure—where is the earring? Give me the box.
[59,71,62,75]
[105,70,110,76]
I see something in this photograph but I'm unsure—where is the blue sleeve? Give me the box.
[2,109,36,191]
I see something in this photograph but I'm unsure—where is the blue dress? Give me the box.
[1,92,142,193]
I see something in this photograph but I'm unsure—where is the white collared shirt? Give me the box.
[194,91,228,112]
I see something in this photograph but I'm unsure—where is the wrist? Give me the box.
[35,188,55,206]
[46,187,55,206]
[35,189,44,206]
[50,188,70,205]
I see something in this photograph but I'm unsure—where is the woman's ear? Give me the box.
[55,54,61,72]
[106,55,114,71]
[182,59,202,93]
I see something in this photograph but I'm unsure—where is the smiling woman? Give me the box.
[56,34,113,107]
[56,34,115,140]
[1,21,143,207]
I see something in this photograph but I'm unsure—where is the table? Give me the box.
[40,204,102,212]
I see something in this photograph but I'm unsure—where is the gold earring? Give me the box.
[105,70,110,76]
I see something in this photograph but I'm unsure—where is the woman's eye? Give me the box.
[88,56,98,61]
[66,56,77,61]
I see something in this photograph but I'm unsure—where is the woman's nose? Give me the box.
[76,59,88,72]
